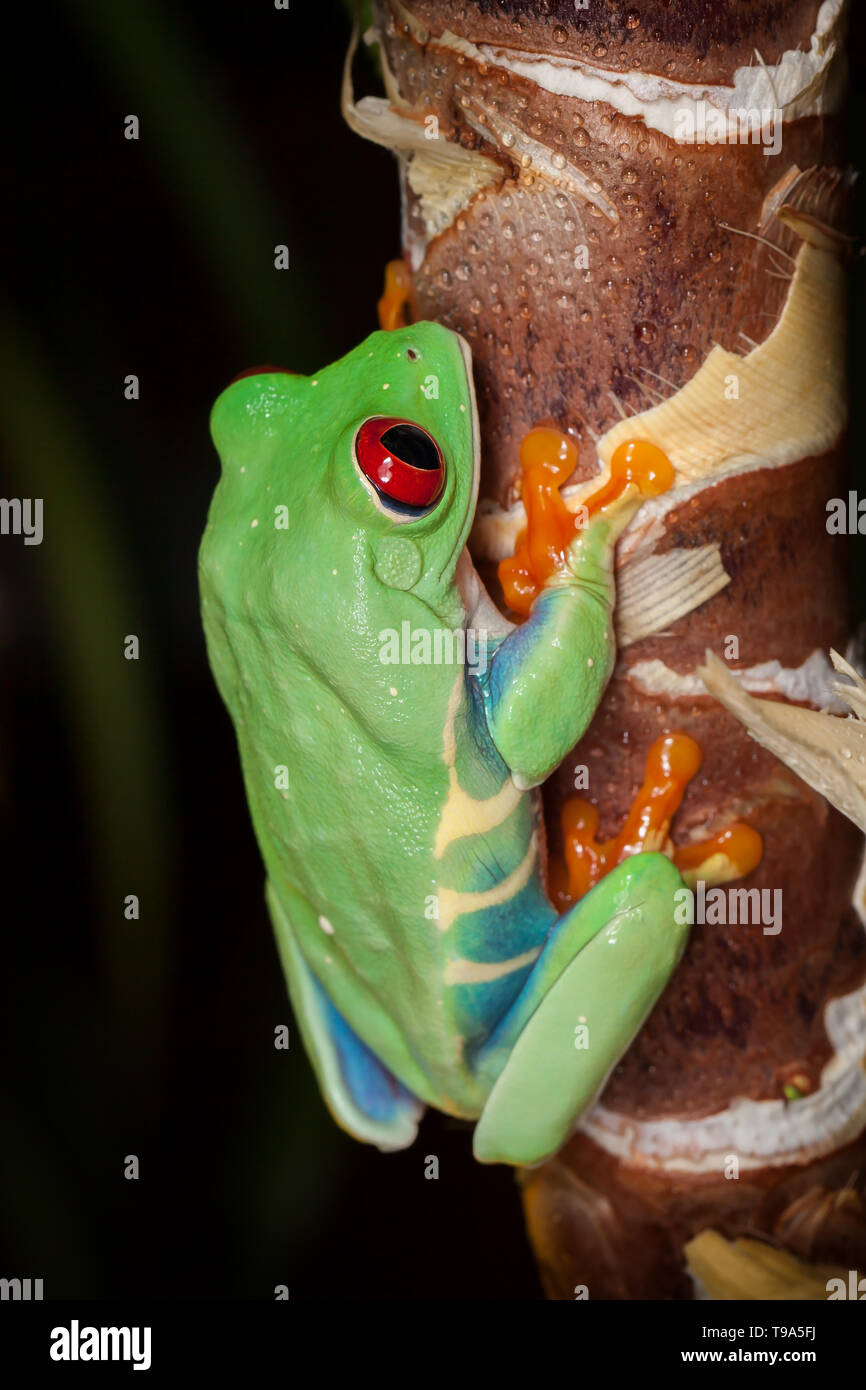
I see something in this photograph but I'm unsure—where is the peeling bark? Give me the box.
[349,0,866,1298]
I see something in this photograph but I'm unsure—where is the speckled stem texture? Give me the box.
[362,0,866,1297]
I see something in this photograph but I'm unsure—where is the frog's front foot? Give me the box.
[471,853,686,1166]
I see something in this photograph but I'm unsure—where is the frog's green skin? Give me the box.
[199,322,688,1165]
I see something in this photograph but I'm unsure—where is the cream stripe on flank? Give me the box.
[444,946,541,987]
[434,674,522,859]
[437,833,537,933]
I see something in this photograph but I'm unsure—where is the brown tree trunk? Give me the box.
[349,0,866,1298]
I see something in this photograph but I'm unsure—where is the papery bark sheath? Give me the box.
[346,0,866,1298]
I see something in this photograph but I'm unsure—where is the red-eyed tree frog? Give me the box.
[199,323,689,1165]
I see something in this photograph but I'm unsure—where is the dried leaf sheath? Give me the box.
[348,0,866,1298]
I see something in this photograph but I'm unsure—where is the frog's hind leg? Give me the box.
[472,853,687,1166]
[267,883,424,1152]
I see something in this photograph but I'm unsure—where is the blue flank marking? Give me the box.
[478,587,559,720]
[453,968,535,1053]
[451,877,555,1050]
[454,873,552,959]
[309,974,417,1124]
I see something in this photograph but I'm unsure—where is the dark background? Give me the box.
[1,0,540,1300]
[1,0,864,1301]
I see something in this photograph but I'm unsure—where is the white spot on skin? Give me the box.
[587,657,594,668]
[311,379,318,386]
[240,466,246,473]
[251,519,259,528]
[389,686,398,697]
[459,404,466,412]
[383,383,390,390]
[318,915,335,936]
[332,568,338,576]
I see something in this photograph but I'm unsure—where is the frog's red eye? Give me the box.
[229,365,297,384]
[354,417,445,515]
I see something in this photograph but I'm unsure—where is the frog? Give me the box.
[198,321,689,1166]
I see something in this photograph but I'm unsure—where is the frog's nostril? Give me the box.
[229,365,297,385]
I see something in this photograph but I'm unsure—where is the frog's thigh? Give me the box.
[266,882,424,1152]
[472,854,686,1166]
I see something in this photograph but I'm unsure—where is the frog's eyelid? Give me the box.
[227,364,297,386]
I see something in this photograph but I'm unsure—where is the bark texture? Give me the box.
[354,0,866,1298]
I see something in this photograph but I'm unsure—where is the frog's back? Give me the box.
[217,622,548,1111]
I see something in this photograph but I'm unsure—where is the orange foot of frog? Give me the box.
[549,732,763,909]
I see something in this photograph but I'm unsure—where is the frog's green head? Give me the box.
[200,322,479,697]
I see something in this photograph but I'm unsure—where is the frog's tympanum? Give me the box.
[199,323,689,1165]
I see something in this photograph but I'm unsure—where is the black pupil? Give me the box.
[379,423,439,471]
